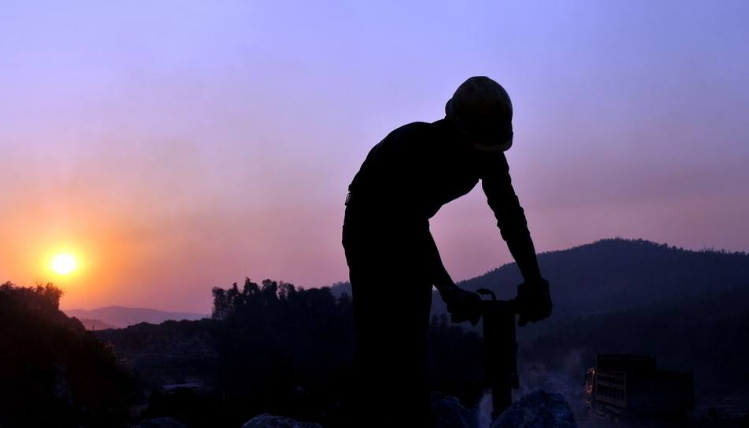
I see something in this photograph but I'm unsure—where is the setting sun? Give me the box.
[51,253,77,275]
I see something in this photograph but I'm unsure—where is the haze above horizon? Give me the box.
[1,1,747,312]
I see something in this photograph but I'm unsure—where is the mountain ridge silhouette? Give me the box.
[331,237,749,323]
[64,305,207,328]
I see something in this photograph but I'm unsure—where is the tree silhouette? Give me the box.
[0,282,134,428]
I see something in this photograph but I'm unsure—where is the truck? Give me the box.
[584,354,694,426]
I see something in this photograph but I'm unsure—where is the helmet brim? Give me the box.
[472,137,513,153]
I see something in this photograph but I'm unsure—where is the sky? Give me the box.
[1,0,747,313]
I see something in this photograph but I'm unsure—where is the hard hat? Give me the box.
[445,76,514,152]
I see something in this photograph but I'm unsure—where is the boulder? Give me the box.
[241,414,322,428]
[430,392,480,428]
[492,390,578,428]
[134,417,189,428]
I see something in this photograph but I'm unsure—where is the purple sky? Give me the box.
[1,1,747,312]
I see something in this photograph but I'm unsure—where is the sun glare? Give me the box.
[51,253,77,275]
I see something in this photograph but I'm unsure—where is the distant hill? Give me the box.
[458,238,749,317]
[331,238,749,324]
[64,306,207,328]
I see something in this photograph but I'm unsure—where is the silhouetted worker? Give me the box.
[342,76,552,427]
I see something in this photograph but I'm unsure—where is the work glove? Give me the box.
[515,278,552,327]
[439,284,482,326]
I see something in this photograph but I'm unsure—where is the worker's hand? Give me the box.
[439,284,482,326]
[515,278,552,327]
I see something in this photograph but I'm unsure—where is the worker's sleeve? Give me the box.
[481,153,543,281]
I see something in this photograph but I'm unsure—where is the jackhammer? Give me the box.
[476,288,519,421]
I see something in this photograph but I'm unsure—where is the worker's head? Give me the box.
[445,76,513,152]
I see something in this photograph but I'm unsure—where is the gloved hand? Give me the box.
[438,284,482,326]
[515,278,552,327]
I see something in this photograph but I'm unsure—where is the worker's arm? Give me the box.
[481,152,552,325]
[480,152,542,280]
[421,223,481,325]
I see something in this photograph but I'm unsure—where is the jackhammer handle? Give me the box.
[477,288,518,314]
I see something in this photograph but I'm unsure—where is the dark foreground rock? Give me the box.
[492,390,578,428]
[430,392,480,428]
[134,417,189,428]
[241,414,323,428]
